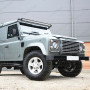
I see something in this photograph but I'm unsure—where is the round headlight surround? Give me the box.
[50,39,60,52]
[79,46,83,52]
[79,43,85,52]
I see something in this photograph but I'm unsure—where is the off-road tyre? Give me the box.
[23,51,52,81]
[20,68,25,75]
[58,61,82,77]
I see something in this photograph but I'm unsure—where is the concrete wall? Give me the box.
[0,0,90,41]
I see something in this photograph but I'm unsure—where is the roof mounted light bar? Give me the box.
[18,18,52,30]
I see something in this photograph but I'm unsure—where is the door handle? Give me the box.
[5,45,9,48]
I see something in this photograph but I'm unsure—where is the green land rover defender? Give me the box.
[0,18,89,80]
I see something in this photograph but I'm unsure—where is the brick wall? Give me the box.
[82,42,90,69]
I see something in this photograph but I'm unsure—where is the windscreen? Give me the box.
[20,23,52,35]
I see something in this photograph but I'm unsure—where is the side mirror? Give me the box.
[18,33,23,40]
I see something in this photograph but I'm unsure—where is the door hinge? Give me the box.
[21,42,24,47]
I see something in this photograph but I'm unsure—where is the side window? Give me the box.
[7,24,19,39]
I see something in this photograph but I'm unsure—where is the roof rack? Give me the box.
[18,18,52,30]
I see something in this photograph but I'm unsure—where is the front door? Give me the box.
[4,24,21,61]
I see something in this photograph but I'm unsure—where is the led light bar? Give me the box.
[18,18,52,30]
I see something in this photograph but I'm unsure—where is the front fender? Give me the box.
[26,42,48,55]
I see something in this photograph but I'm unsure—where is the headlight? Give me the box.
[50,39,60,52]
[79,43,85,52]
[79,46,83,52]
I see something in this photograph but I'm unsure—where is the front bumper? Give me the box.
[46,55,89,61]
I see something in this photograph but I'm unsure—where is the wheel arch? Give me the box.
[24,45,47,59]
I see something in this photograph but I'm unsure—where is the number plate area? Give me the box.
[67,56,79,61]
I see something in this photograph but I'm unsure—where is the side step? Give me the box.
[0,62,22,67]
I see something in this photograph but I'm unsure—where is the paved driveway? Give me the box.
[0,70,90,90]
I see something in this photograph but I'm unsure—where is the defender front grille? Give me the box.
[62,40,80,54]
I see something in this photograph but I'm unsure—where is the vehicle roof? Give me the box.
[0,18,52,30]
[0,20,17,27]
